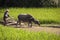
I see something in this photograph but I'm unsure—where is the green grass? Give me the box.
[0,25,60,40]
[0,8,60,40]
[0,8,60,24]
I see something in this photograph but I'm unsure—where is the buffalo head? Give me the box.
[33,20,40,26]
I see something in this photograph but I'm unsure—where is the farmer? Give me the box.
[3,9,10,25]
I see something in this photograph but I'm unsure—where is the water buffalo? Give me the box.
[17,14,40,27]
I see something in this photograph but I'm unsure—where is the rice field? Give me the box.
[0,8,60,40]
[0,7,60,24]
[0,25,60,40]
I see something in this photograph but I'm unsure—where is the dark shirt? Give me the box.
[4,11,9,18]
[3,11,10,20]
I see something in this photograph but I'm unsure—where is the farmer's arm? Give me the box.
[8,14,10,17]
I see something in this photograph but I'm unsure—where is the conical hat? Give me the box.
[6,9,9,12]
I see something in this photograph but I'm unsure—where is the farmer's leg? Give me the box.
[4,18,8,26]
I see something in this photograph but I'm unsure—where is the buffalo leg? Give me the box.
[16,20,19,26]
[19,21,21,27]
[16,20,21,27]
[28,21,32,27]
